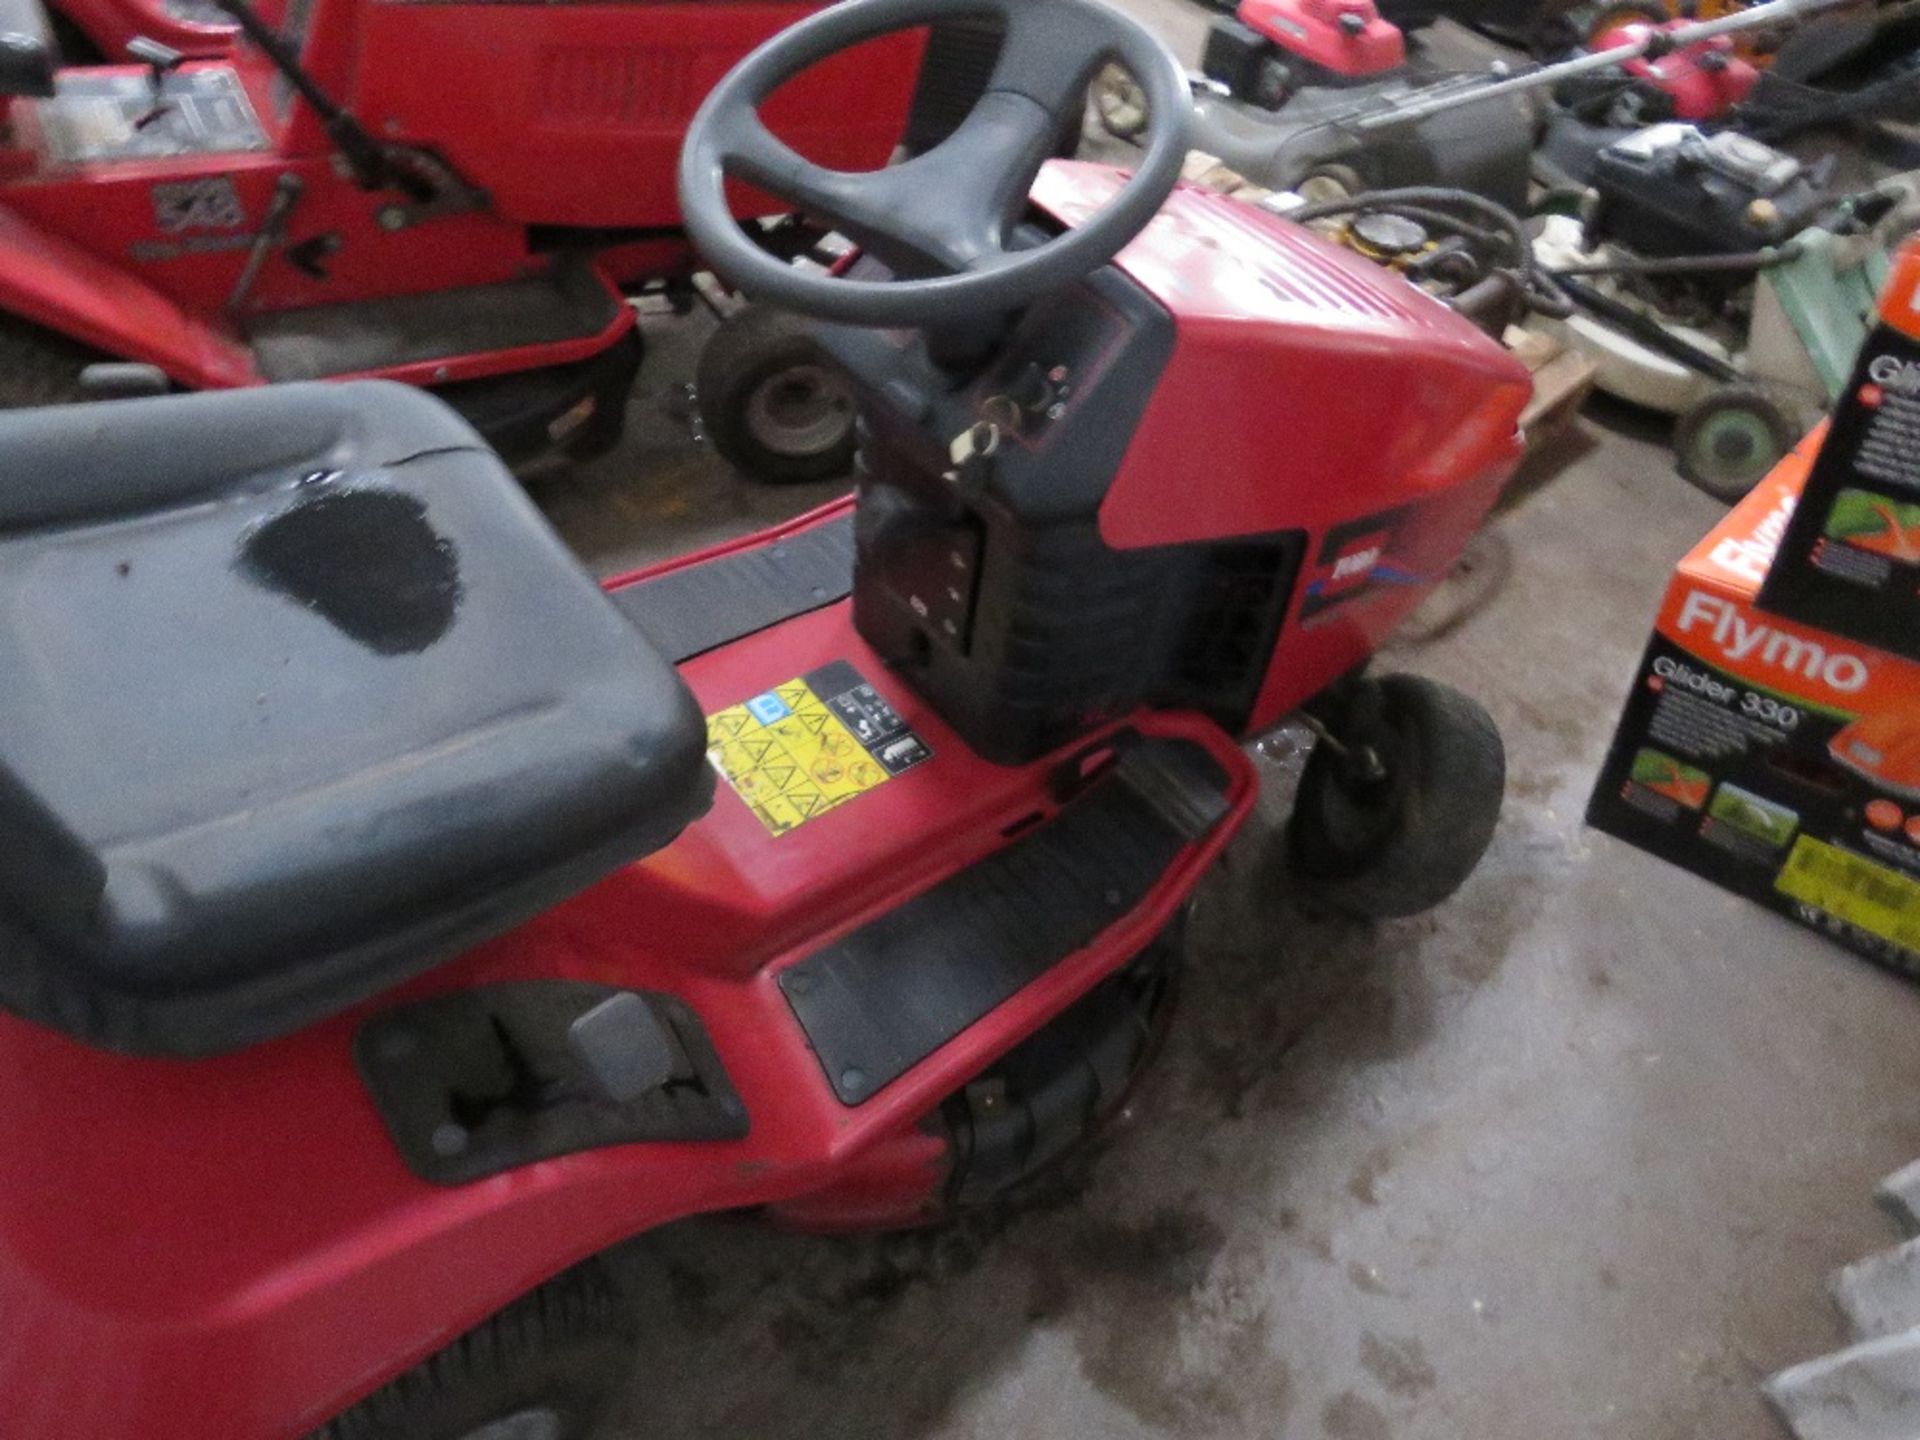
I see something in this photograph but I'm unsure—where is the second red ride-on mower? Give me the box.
[0,1,1529,1436]
[0,0,972,477]
[44,0,238,62]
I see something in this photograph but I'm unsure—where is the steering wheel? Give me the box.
[677,0,1191,329]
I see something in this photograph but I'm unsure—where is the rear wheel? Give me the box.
[1288,675,1506,919]
[1674,384,1796,504]
[695,304,857,484]
[0,314,97,408]
[939,920,1187,1214]
[312,1260,636,1440]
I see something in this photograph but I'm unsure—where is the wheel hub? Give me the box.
[744,363,854,458]
[1695,411,1773,483]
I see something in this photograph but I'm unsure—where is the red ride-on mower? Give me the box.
[0,0,951,478]
[47,0,242,62]
[0,2,1529,1436]
[1201,0,1407,111]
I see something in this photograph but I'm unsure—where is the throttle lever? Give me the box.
[127,36,184,130]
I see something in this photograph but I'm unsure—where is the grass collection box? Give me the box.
[1759,239,1920,662]
[1590,431,1920,981]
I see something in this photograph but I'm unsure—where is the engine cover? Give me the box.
[1589,124,1828,258]
[1239,0,1405,79]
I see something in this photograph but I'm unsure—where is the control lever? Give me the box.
[208,0,435,200]
[127,36,183,131]
[226,172,305,317]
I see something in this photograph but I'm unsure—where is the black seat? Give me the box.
[0,382,713,1057]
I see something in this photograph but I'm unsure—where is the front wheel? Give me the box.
[1287,675,1506,919]
[311,1260,636,1440]
[1674,385,1796,504]
[937,920,1187,1214]
[695,304,857,484]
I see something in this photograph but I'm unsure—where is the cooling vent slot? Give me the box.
[1161,537,1302,727]
[539,46,695,128]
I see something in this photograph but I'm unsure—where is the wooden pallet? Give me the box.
[1509,327,1598,450]
[1505,328,1597,451]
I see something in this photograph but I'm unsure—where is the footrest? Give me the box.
[248,264,620,382]
[778,737,1230,1105]
[610,512,855,664]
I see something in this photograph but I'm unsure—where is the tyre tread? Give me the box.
[309,1260,634,1440]
[0,314,97,409]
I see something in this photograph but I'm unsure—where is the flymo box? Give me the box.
[1589,429,1920,981]
[1759,238,1920,662]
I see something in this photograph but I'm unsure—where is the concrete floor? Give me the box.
[528,10,1920,1439]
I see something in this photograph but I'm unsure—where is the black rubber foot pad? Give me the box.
[610,514,855,664]
[780,738,1229,1105]
[356,981,747,1186]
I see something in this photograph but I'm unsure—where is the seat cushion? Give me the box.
[0,381,713,1056]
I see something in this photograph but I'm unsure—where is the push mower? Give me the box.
[0,1,1528,1436]
[0,0,993,479]
[1528,156,1920,500]
[1160,0,1870,209]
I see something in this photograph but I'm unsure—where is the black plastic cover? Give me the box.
[1200,17,1271,105]
[0,382,713,1057]
[357,981,748,1186]
[1590,127,1828,258]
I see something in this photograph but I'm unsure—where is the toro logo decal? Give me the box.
[1300,508,1427,621]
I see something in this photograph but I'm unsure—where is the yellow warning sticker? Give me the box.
[705,662,930,837]
[1776,835,1920,954]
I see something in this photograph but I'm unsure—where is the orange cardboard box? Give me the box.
[1589,426,1920,981]
[1759,237,1920,661]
